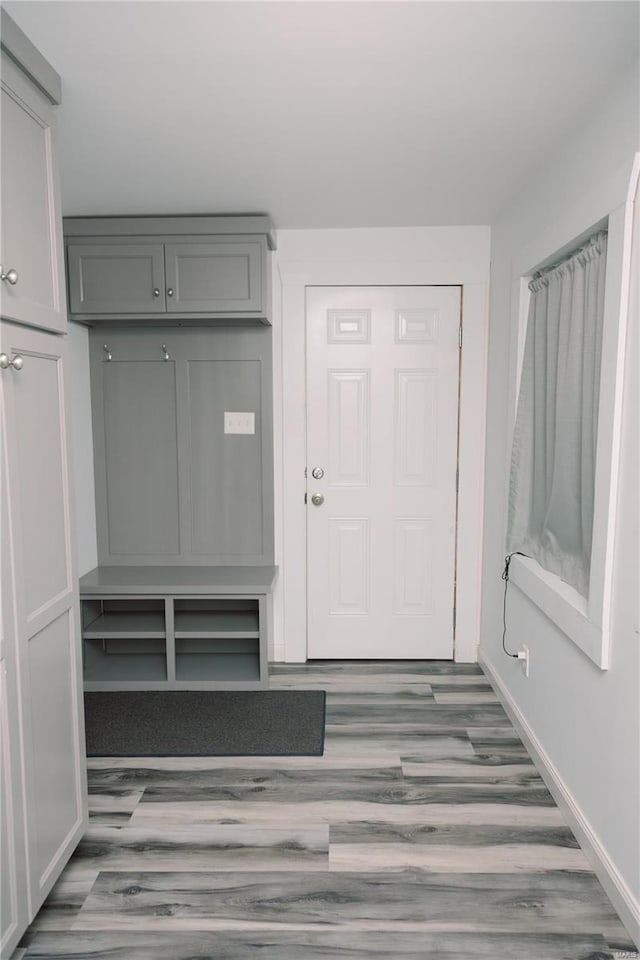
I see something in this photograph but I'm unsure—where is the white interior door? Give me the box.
[306,286,461,659]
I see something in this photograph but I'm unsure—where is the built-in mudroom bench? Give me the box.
[79,566,277,690]
[68,215,278,694]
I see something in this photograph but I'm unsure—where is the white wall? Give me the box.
[479,63,639,940]
[67,321,97,576]
[270,227,491,663]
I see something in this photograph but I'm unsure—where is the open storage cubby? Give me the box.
[79,566,276,690]
[81,598,168,683]
[174,598,261,683]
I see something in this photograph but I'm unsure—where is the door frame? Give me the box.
[272,232,490,663]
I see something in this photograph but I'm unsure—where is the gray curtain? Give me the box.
[507,232,608,597]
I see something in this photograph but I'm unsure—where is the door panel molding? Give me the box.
[328,370,370,486]
[393,518,433,616]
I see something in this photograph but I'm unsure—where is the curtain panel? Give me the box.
[507,232,608,597]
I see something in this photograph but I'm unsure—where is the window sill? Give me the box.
[510,555,608,670]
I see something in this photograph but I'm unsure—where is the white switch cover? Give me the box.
[224,411,255,435]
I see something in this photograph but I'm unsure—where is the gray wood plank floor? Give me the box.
[17,662,637,960]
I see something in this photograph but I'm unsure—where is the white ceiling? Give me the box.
[5,1,639,228]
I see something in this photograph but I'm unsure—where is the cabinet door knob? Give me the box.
[0,353,24,370]
[153,288,161,298]
[0,267,19,285]
[167,288,174,298]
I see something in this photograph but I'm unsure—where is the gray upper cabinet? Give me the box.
[67,242,166,315]
[64,217,275,324]
[165,241,263,314]
[0,40,67,333]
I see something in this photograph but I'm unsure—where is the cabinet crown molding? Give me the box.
[63,215,277,250]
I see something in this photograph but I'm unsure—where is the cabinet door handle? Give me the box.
[153,288,161,298]
[167,288,174,298]
[0,267,19,285]
[0,353,24,370]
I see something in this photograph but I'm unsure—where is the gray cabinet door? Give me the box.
[67,242,166,315]
[159,240,263,314]
[0,54,66,333]
[0,322,87,919]
[1,454,29,958]
[0,658,28,959]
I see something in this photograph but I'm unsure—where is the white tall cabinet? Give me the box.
[0,14,87,959]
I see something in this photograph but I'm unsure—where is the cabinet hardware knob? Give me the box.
[311,493,324,506]
[153,288,160,298]
[0,353,24,370]
[167,288,174,297]
[0,267,18,285]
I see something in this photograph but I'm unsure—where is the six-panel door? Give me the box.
[306,286,461,660]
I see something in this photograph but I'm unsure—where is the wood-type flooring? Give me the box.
[16,662,637,959]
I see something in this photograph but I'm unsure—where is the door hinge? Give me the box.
[304,492,307,505]
[458,326,463,349]
[456,466,459,492]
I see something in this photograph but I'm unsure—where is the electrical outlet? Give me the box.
[517,644,530,678]
[224,411,255,435]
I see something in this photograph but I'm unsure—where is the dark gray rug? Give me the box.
[84,690,326,757]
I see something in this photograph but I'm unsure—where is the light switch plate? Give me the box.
[224,411,255,435]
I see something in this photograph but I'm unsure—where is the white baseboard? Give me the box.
[480,654,640,949]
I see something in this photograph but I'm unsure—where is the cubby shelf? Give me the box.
[83,611,166,639]
[79,566,276,690]
[174,611,259,637]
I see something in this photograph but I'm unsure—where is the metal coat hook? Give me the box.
[162,344,170,361]
[103,344,112,361]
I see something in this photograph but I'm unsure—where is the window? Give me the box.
[505,177,637,670]
[507,232,608,598]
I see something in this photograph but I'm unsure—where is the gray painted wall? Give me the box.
[479,63,639,924]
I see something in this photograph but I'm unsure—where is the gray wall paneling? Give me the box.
[100,359,181,556]
[89,327,274,566]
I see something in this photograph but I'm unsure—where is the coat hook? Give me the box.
[162,344,170,361]
[103,344,112,361]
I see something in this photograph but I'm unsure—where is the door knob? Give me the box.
[0,267,18,285]
[0,353,24,370]
[311,493,324,506]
